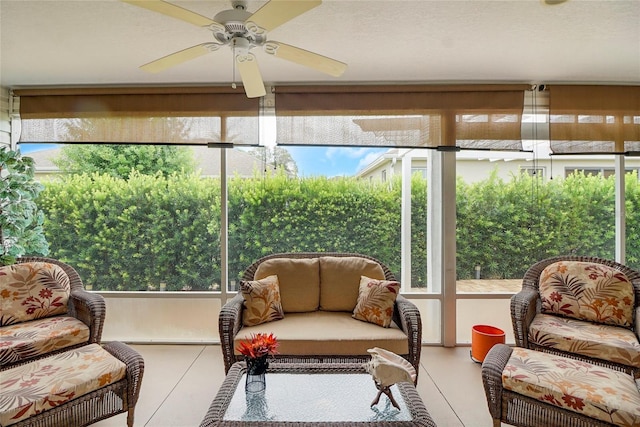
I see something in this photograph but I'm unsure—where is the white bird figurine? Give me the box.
[364,347,417,409]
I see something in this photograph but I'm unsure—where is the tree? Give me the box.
[0,147,49,265]
[52,117,196,178]
[248,146,298,177]
[54,145,195,178]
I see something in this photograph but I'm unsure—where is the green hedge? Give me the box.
[37,171,639,290]
[456,171,639,279]
[39,172,221,291]
[228,173,402,282]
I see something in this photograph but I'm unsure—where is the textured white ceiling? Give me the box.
[1,0,639,89]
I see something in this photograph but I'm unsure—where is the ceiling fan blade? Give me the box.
[264,41,347,77]
[121,0,217,27]
[246,0,322,33]
[140,43,220,73]
[236,53,266,98]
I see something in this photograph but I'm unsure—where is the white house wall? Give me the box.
[360,154,640,184]
[0,87,10,148]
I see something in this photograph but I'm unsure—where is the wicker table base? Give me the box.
[200,362,435,427]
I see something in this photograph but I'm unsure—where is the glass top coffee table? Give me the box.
[200,362,435,426]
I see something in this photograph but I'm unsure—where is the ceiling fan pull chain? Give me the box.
[231,40,237,90]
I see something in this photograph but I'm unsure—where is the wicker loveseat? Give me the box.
[219,252,422,381]
[511,255,640,378]
[0,257,106,369]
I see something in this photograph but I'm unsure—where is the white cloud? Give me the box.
[356,151,384,172]
[325,147,375,160]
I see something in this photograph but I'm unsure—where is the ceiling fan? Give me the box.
[122,0,347,98]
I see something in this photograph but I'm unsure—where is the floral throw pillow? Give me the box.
[540,261,635,328]
[0,262,70,326]
[352,276,400,328]
[240,275,285,327]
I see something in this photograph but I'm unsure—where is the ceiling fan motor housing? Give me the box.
[212,7,265,47]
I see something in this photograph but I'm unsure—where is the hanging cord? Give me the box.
[531,86,544,260]
[231,41,237,90]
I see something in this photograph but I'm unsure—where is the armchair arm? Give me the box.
[394,295,422,382]
[510,287,539,348]
[219,293,245,374]
[69,289,107,344]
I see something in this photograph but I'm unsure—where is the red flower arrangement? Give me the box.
[237,333,279,359]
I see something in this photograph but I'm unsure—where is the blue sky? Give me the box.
[18,143,387,177]
[19,144,52,154]
[286,146,386,177]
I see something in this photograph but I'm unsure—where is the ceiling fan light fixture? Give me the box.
[232,36,251,54]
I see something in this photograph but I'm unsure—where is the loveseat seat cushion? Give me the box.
[0,262,71,326]
[0,316,90,367]
[319,256,386,311]
[254,258,320,313]
[502,346,640,426]
[234,311,409,357]
[529,313,640,369]
[0,343,126,426]
[539,260,635,328]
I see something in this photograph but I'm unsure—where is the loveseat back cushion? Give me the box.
[319,256,386,312]
[0,262,71,326]
[254,258,320,312]
[539,261,635,328]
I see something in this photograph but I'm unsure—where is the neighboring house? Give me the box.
[25,146,266,181]
[356,147,640,184]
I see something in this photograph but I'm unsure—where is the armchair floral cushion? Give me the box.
[502,346,640,426]
[0,343,126,426]
[0,316,90,366]
[1,262,71,326]
[539,261,635,328]
[529,313,640,369]
[0,258,104,368]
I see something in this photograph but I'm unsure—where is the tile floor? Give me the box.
[94,344,493,427]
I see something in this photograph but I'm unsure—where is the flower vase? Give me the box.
[245,356,268,393]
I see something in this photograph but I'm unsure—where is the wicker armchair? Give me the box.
[1,257,106,368]
[511,255,640,378]
[219,252,422,380]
